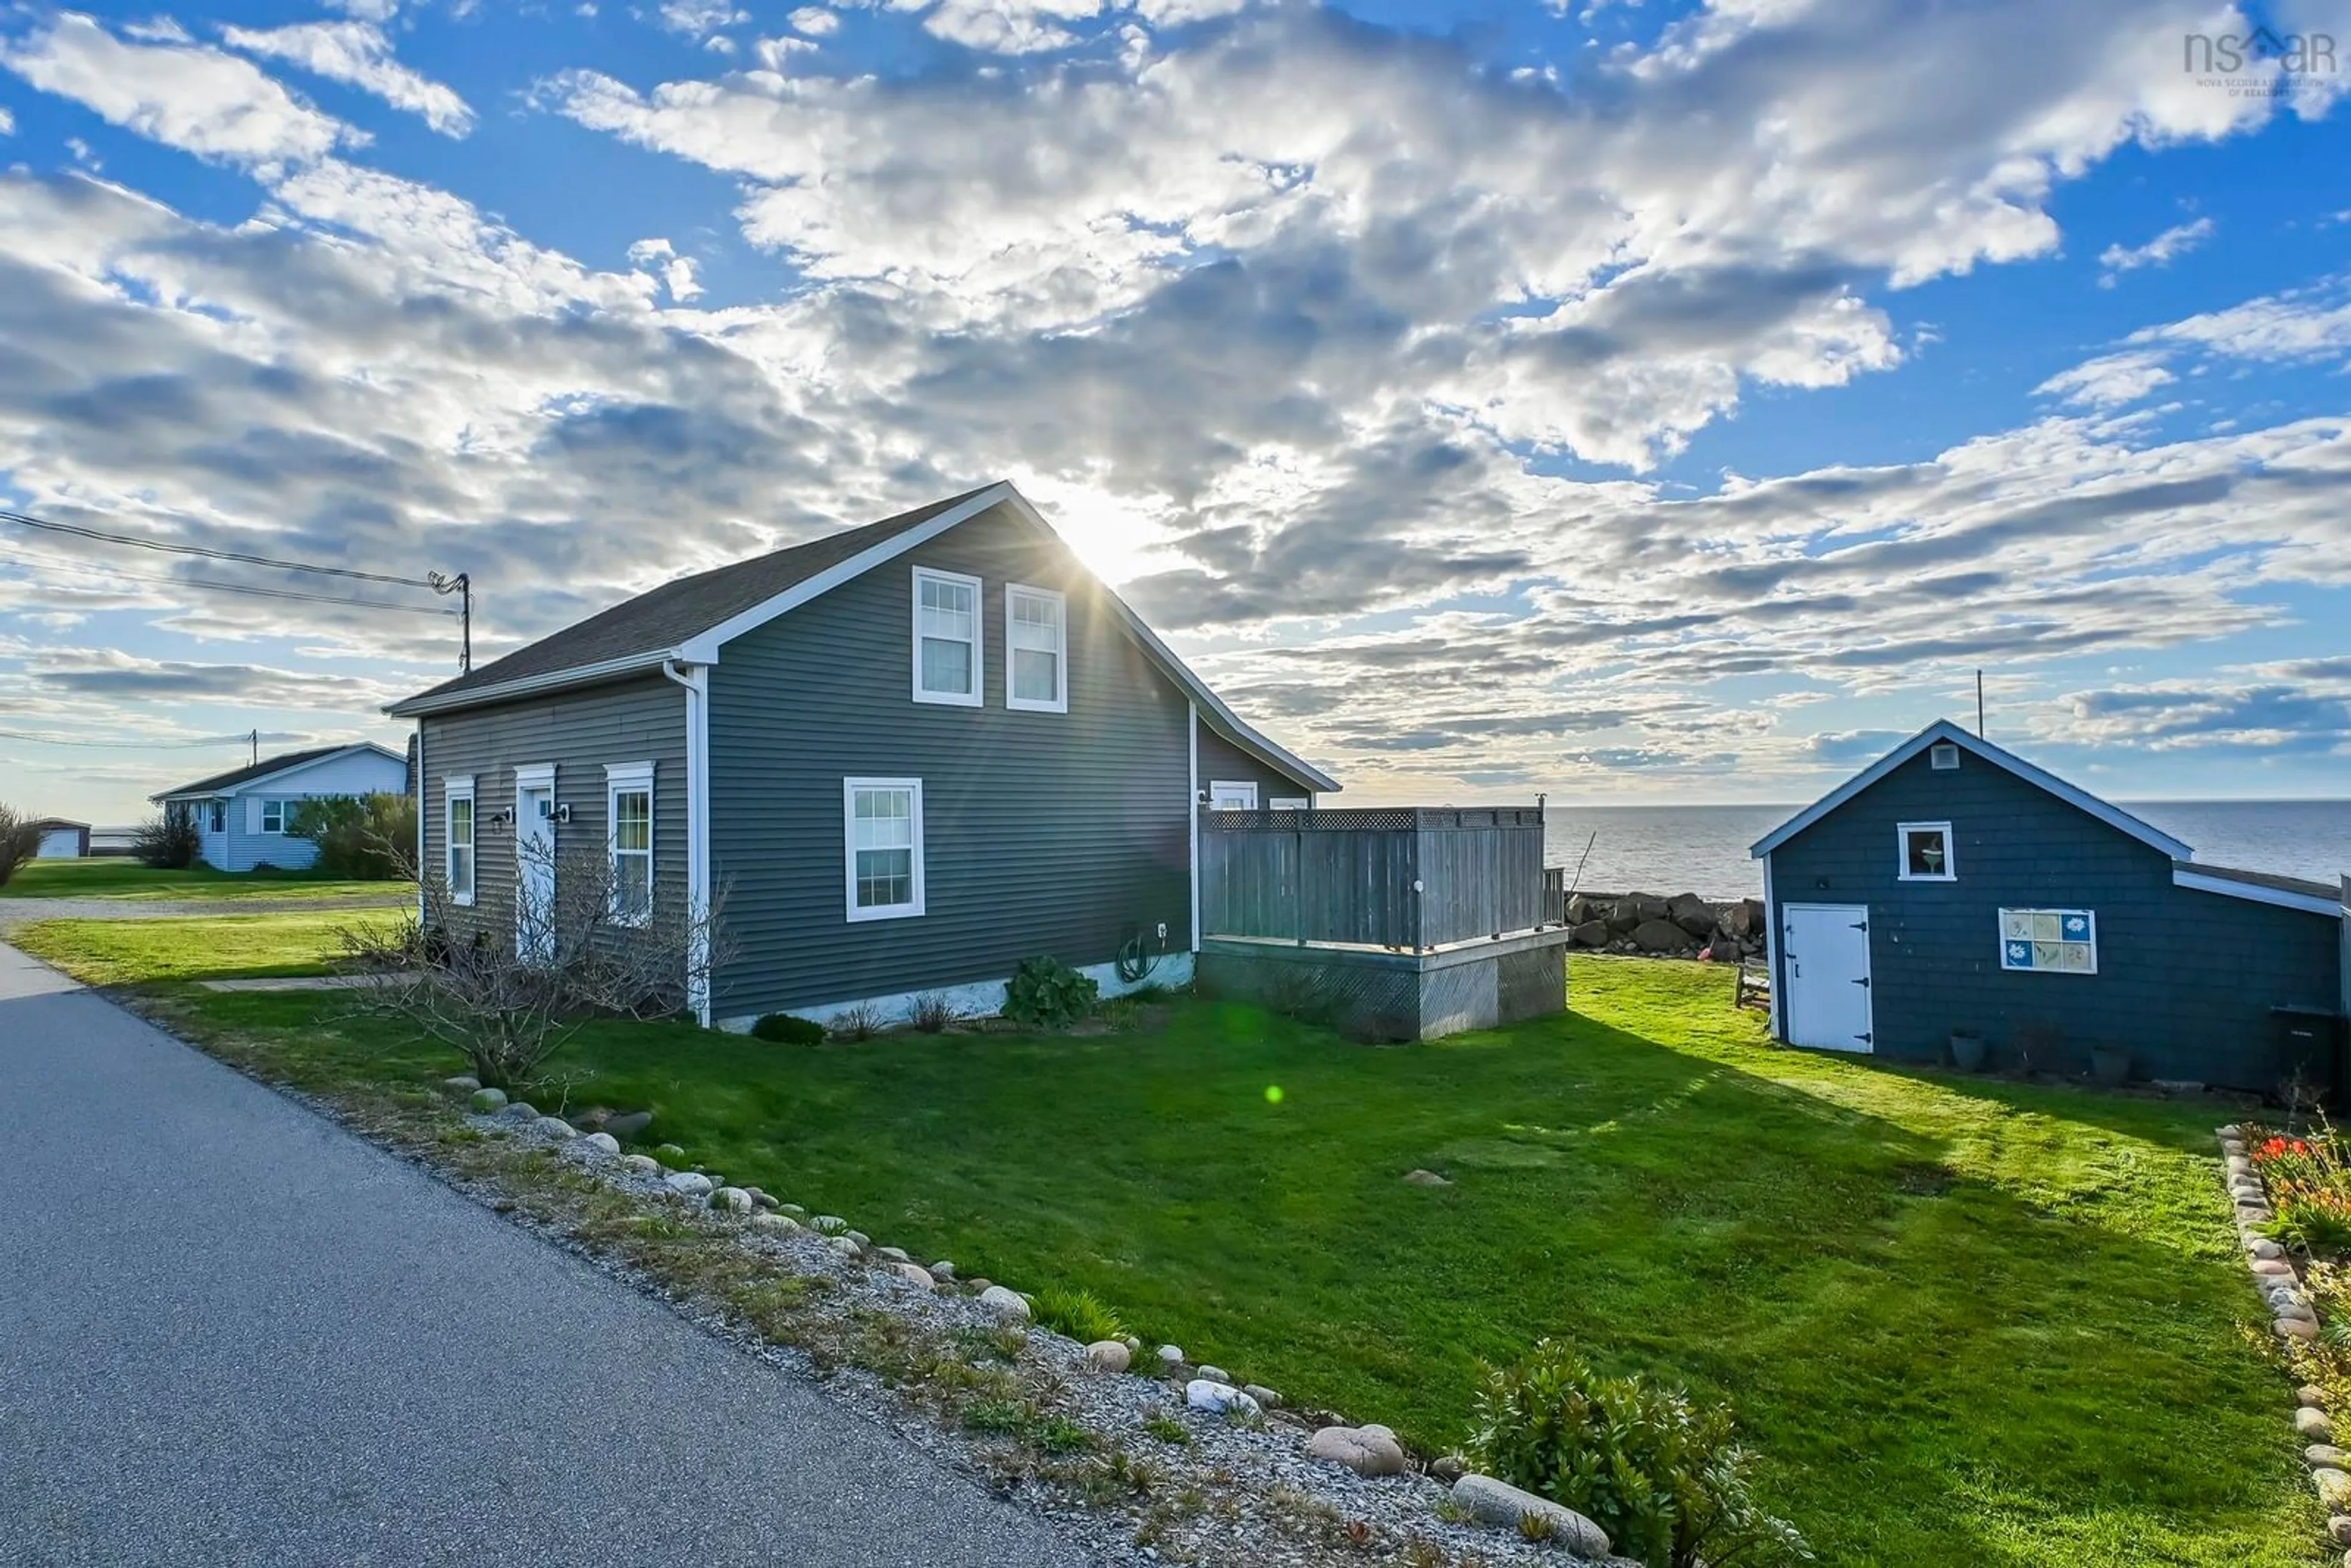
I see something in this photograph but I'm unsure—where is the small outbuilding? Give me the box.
[30,819,90,858]
[1751,719,2346,1094]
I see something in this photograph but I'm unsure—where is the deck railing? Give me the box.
[1199,805,1548,951]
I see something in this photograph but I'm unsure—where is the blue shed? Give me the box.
[1750,721,2347,1093]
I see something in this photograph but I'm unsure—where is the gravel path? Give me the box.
[0,894,410,929]
[0,941,1100,1568]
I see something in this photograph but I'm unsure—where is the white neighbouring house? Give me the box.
[151,743,411,872]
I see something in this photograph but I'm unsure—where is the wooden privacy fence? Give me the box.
[1199,805,1548,951]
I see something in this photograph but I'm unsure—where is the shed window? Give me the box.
[606,762,654,927]
[912,568,981,705]
[1897,821,1954,882]
[845,778,924,920]
[445,777,476,907]
[1005,584,1068,712]
[1930,742,1960,770]
[2000,908,2096,974]
[260,799,285,834]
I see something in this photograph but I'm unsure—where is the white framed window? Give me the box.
[208,801,225,833]
[1209,780,1258,810]
[1270,797,1310,811]
[1896,821,1954,882]
[1005,583,1068,713]
[260,799,285,834]
[912,566,982,706]
[605,762,654,927]
[1930,742,1960,770]
[444,776,476,906]
[845,778,924,920]
[2000,908,2096,974]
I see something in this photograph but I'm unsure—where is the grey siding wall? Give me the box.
[417,676,688,948]
[706,501,1194,1019]
[1769,748,2342,1089]
[1196,727,1312,806]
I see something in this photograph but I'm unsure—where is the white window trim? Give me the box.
[1896,820,1955,882]
[1209,780,1258,810]
[1270,797,1310,811]
[260,798,285,835]
[910,566,983,707]
[844,776,925,921]
[1003,582,1068,714]
[444,776,476,907]
[605,761,655,929]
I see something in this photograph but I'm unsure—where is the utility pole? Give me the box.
[429,571,473,672]
[1976,670,1985,737]
[250,727,258,766]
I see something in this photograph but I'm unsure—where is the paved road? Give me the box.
[0,942,1098,1567]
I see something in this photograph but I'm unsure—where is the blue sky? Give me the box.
[2,0,2349,822]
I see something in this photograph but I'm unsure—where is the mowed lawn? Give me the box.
[12,910,364,985]
[22,911,2315,1568]
[1,857,411,903]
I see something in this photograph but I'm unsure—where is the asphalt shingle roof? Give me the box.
[2175,860,2342,903]
[396,487,995,709]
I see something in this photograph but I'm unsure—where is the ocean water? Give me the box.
[1543,800,2351,902]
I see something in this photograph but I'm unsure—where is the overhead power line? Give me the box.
[0,728,271,749]
[0,550,462,620]
[0,510,436,588]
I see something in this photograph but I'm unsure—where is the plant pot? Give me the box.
[2091,1045,2132,1088]
[1950,1032,1985,1073]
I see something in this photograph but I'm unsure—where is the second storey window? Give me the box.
[445,778,476,906]
[845,778,924,920]
[912,567,981,705]
[1006,584,1067,713]
[606,762,654,927]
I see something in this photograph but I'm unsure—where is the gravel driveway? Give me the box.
[0,893,411,929]
[0,941,1099,1568]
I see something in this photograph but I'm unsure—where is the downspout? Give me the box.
[1187,701,1201,955]
[661,659,713,1027]
[1762,850,1784,1043]
[414,718,427,925]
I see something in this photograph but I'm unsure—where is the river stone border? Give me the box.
[458,1082,1632,1564]
[2217,1123,2350,1564]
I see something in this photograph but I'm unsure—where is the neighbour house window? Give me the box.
[446,777,476,907]
[606,762,654,928]
[1209,781,1259,810]
[845,778,924,920]
[912,568,982,705]
[2000,908,2097,974]
[1005,584,1068,713]
[1896,821,1954,882]
[261,799,285,834]
[208,801,225,833]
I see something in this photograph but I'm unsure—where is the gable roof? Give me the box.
[1749,719,2193,861]
[152,742,407,802]
[385,481,1338,794]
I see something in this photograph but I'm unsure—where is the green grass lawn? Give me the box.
[41,928,2315,1568]
[0,857,412,902]
[12,909,362,985]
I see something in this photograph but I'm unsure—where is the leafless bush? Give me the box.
[0,805,42,888]
[908,991,963,1033]
[338,835,728,1090]
[830,1002,889,1042]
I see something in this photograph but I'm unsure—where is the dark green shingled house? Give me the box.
[1752,719,2345,1093]
[385,482,1335,1029]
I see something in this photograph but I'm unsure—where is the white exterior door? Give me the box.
[516,776,556,961]
[1782,903,1873,1053]
[1209,780,1258,810]
[36,828,80,858]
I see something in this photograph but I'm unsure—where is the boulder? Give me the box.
[711,1187,754,1214]
[1631,918,1690,953]
[1450,1476,1610,1556]
[501,1101,539,1120]
[2280,1317,2323,1343]
[928,1260,957,1283]
[875,1245,912,1264]
[1185,1379,1259,1417]
[1305,1425,1407,1478]
[618,1153,661,1174]
[1401,1169,1452,1187]
[2302,1407,2338,1442]
[443,1075,482,1093]
[2311,1445,2347,1470]
[1086,1340,1131,1373]
[468,1087,508,1113]
[1667,893,1716,936]
[2332,1514,2351,1545]
[827,1235,861,1258]
[664,1171,714,1198]
[1156,1344,1186,1375]
[1605,898,1644,933]
[750,1212,801,1232]
[2317,1467,2351,1508]
[1569,920,1611,948]
[568,1107,610,1132]
[2304,1386,2331,1409]
[1564,894,1599,926]
[1430,1454,1468,1484]
[980,1285,1032,1323]
[653,1142,688,1160]
[1243,1383,1282,1409]
[886,1261,937,1291]
[576,1132,621,1157]
[1197,1365,1232,1386]
[1722,901,1755,939]
[533,1117,579,1139]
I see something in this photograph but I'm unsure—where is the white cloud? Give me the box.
[0,12,354,169]
[787,6,839,36]
[2034,349,2177,409]
[916,0,1103,53]
[0,106,13,136]
[653,0,749,43]
[220,21,474,138]
[627,235,704,300]
[2097,216,2212,287]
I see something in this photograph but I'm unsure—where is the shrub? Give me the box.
[1002,954,1100,1030]
[908,991,963,1033]
[287,792,417,880]
[0,805,42,888]
[751,1013,826,1045]
[1465,1340,1810,1568]
[2249,1120,2351,1253]
[133,812,200,869]
[1031,1285,1128,1346]
[830,1002,888,1041]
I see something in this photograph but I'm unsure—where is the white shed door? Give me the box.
[36,828,79,858]
[1782,904,1873,1053]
